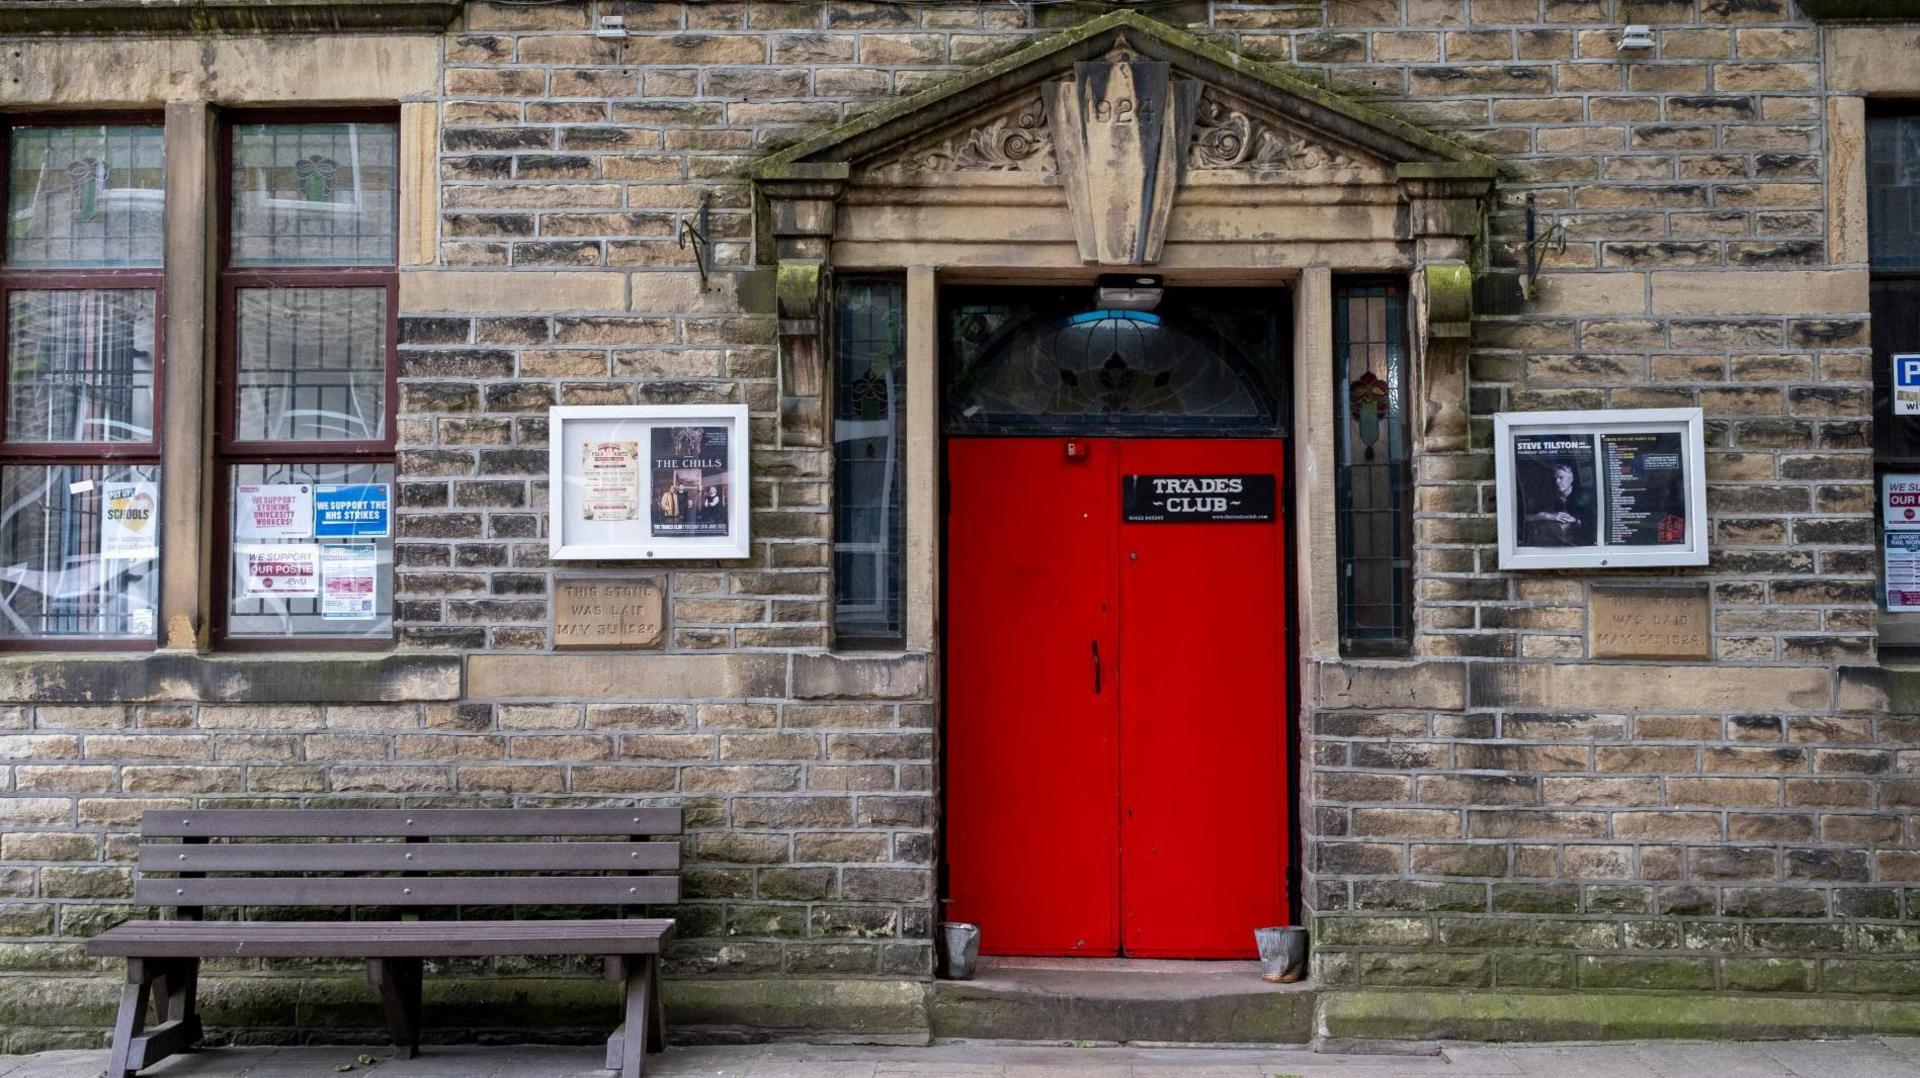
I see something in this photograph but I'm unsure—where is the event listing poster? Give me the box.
[1601,432,1687,547]
[1886,474,1920,613]
[321,544,380,620]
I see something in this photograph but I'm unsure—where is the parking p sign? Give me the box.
[1897,353,1920,416]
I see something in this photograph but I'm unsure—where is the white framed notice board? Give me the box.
[548,404,750,561]
[1494,407,1709,571]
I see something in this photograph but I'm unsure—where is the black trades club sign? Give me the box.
[1122,474,1276,523]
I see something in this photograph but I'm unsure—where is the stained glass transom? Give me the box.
[229,123,398,266]
[6,125,165,268]
[944,288,1282,434]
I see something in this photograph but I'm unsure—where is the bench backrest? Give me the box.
[136,808,682,910]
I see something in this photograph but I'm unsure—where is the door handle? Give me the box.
[1091,640,1102,694]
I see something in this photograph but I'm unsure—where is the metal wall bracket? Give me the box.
[1520,192,1566,302]
[678,190,712,292]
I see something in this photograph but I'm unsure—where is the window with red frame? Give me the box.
[216,112,398,644]
[0,117,165,646]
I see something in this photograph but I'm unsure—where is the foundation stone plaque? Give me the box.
[1589,584,1710,661]
[554,576,666,650]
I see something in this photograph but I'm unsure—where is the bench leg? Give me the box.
[366,958,423,1059]
[150,957,203,1047]
[646,956,664,1054]
[106,959,154,1078]
[603,955,656,1078]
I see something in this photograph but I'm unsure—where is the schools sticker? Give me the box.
[101,481,158,560]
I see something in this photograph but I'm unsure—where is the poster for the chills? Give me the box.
[650,426,730,538]
[1601,432,1688,547]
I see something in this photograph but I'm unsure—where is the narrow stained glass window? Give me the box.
[1335,279,1411,654]
[834,277,907,648]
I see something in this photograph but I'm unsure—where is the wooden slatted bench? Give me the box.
[85,807,682,1078]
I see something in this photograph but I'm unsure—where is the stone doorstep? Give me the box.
[927,958,1318,1045]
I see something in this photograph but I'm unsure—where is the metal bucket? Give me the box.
[1254,925,1308,984]
[940,922,981,980]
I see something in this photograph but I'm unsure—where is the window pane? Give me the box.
[235,287,387,442]
[226,462,393,638]
[7,290,156,444]
[1869,113,1920,271]
[835,278,906,646]
[1335,280,1411,653]
[6,124,164,268]
[229,122,397,266]
[0,463,160,639]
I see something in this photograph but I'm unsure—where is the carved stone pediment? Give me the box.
[1187,89,1380,172]
[859,93,1055,180]
[857,82,1382,182]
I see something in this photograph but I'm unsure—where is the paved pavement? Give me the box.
[5,1039,1920,1078]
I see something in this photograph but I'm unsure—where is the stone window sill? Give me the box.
[0,651,461,704]
[0,0,461,34]
[1880,661,1920,714]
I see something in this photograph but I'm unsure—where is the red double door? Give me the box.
[946,436,1290,959]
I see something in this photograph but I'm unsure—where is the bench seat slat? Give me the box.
[140,808,682,839]
[86,919,674,959]
[135,876,680,907]
[139,841,680,873]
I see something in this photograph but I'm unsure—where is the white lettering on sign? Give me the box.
[1123,473,1276,524]
[1897,353,1920,416]
[1150,477,1244,495]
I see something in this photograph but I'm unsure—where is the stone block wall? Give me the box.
[2,0,1917,1047]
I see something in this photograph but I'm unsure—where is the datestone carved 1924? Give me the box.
[1043,39,1200,266]
[554,577,667,651]
[1589,584,1711,661]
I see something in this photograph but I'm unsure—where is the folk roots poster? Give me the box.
[650,425,730,538]
[582,441,640,522]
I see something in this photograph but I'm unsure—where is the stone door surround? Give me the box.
[750,11,1496,663]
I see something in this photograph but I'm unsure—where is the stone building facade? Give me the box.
[2,0,1919,1051]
